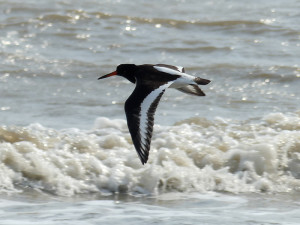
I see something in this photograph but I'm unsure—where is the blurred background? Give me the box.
[1,0,299,129]
[0,1,299,224]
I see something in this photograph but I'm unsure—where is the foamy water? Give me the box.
[1,112,299,196]
[0,0,299,224]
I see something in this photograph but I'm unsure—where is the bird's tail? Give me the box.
[194,77,211,85]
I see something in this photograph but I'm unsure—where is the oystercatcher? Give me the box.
[98,64,210,164]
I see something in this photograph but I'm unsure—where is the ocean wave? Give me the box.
[0,112,299,196]
[154,46,232,53]
[35,10,285,31]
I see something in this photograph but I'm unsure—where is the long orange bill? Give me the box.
[98,71,118,80]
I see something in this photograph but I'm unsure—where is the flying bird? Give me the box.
[98,64,210,164]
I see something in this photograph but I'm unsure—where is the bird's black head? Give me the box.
[98,64,137,83]
[116,64,137,76]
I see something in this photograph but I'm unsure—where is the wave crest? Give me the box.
[0,112,299,196]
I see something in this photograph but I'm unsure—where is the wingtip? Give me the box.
[140,155,148,165]
[138,150,149,165]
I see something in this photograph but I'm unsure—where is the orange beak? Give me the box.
[98,71,118,80]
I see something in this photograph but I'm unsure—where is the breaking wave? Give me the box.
[0,112,299,196]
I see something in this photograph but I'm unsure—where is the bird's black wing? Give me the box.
[124,81,173,164]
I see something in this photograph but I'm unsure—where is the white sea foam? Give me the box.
[0,112,299,196]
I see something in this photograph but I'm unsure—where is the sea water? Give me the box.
[0,0,299,224]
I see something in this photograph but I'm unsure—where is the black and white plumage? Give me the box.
[98,64,210,164]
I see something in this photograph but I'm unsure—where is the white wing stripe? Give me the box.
[139,82,172,148]
[176,66,184,72]
[153,66,195,80]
